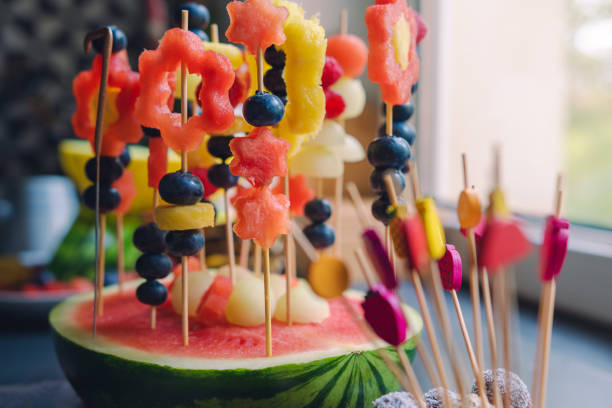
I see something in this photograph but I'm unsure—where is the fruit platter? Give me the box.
[45,0,570,407]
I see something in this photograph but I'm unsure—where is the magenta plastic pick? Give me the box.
[438,244,462,291]
[362,228,396,289]
[362,283,408,346]
[539,215,570,282]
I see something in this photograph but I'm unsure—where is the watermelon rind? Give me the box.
[50,282,423,408]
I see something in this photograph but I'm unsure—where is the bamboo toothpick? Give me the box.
[224,190,236,284]
[256,47,264,92]
[180,9,190,347]
[116,213,125,292]
[339,9,348,36]
[210,23,219,43]
[96,214,107,316]
[284,175,293,325]
[239,239,251,269]
[264,247,272,356]
[535,174,563,408]
[83,26,113,334]
[254,244,262,276]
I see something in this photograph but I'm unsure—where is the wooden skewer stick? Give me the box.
[346,181,376,228]
[535,174,563,408]
[263,247,272,356]
[461,154,485,369]
[200,229,207,273]
[150,189,159,329]
[239,239,251,269]
[83,27,113,332]
[284,175,293,325]
[254,244,262,276]
[180,9,190,347]
[116,213,125,292]
[339,9,348,36]
[210,23,219,43]
[481,266,503,408]
[224,190,236,284]
[407,163,467,394]
[96,214,107,316]
[333,173,343,257]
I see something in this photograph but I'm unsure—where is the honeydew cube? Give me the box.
[225,275,277,327]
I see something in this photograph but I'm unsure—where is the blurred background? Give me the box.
[0,0,611,405]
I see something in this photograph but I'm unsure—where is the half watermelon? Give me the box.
[50,280,423,408]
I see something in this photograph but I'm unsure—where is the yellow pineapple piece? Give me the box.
[154,202,215,231]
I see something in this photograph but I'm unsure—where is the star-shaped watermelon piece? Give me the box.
[233,186,290,249]
[229,127,289,187]
[272,174,314,216]
[225,0,289,55]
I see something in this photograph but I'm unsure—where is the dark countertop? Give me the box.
[0,284,610,407]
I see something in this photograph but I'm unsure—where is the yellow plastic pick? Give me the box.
[416,197,446,260]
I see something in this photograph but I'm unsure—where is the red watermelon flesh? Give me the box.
[195,275,233,327]
[73,288,368,358]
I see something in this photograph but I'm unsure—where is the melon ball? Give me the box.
[463,393,493,408]
[306,120,345,147]
[372,391,418,408]
[171,270,216,317]
[274,279,330,323]
[330,77,366,120]
[471,368,532,408]
[216,265,252,281]
[256,273,288,305]
[424,387,461,408]
[225,275,277,327]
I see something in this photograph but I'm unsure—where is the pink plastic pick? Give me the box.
[461,215,486,244]
[362,229,397,289]
[438,244,462,291]
[478,217,532,271]
[362,283,408,346]
[539,216,570,282]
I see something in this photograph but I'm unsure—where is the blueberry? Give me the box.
[304,198,332,223]
[243,91,285,127]
[176,2,210,29]
[119,146,131,167]
[141,126,161,138]
[92,25,127,54]
[367,136,411,169]
[208,163,239,189]
[83,185,121,213]
[264,46,286,68]
[263,68,286,97]
[382,102,415,122]
[85,156,124,185]
[369,168,406,194]
[372,194,392,225]
[172,98,194,117]
[158,171,203,205]
[401,164,409,174]
[34,270,55,286]
[135,253,173,280]
[136,280,168,306]
[303,223,335,249]
[104,269,119,286]
[207,136,234,160]
[133,222,167,253]
[165,229,204,257]
[190,28,209,42]
[411,82,418,94]
[377,122,416,145]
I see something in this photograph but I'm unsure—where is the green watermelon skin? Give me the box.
[50,286,422,408]
[53,329,416,408]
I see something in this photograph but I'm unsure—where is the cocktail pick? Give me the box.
[459,153,503,408]
[406,162,467,396]
[83,26,113,337]
[438,244,489,405]
[533,175,569,408]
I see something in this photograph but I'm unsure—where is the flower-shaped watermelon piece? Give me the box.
[233,186,290,249]
[229,127,289,187]
[365,0,420,105]
[225,0,288,55]
[135,28,235,152]
[72,50,142,156]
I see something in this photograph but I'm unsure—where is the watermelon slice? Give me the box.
[50,280,422,407]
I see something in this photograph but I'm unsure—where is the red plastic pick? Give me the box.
[539,216,570,282]
[401,215,429,272]
[437,244,462,291]
[478,217,532,272]
[362,229,396,289]
[362,284,408,346]
[461,215,486,244]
